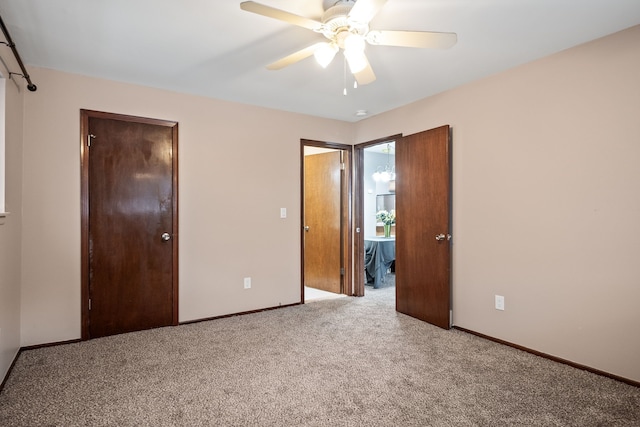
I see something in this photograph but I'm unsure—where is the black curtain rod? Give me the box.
[0,13,36,91]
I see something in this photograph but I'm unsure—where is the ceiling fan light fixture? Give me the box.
[343,33,367,73]
[345,49,367,73]
[343,33,365,53]
[314,43,339,68]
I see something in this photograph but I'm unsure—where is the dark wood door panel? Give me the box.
[81,111,178,339]
[395,125,451,329]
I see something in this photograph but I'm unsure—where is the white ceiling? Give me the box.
[1,0,639,122]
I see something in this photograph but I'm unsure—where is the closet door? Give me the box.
[81,110,179,339]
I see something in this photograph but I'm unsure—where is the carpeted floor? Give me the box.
[1,286,639,426]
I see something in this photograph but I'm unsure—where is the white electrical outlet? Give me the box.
[244,277,251,289]
[495,295,505,311]
[280,208,287,218]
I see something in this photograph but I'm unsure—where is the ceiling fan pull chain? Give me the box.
[343,55,348,96]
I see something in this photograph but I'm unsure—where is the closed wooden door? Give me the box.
[395,125,451,329]
[81,110,178,339]
[303,151,342,294]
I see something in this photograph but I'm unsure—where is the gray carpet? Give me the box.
[1,286,639,426]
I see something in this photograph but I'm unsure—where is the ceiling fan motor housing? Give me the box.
[321,0,369,43]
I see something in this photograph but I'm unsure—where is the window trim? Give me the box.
[0,77,7,217]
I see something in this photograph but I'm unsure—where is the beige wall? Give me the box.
[5,24,639,384]
[19,68,353,346]
[0,76,24,379]
[355,25,640,381]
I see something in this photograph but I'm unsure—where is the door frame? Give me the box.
[300,139,353,301]
[80,109,179,340]
[353,134,403,297]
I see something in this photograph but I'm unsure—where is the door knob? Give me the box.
[304,226,310,232]
[435,233,451,241]
[161,232,171,241]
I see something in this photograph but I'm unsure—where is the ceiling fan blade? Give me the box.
[349,0,388,24]
[352,55,376,86]
[240,1,323,31]
[266,43,325,70]
[367,30,457,49]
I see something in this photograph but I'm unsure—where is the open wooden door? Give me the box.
[395,125,451,329]
[303,150,342,294]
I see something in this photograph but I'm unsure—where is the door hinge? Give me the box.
[340,267,345,276]
[340,162,345,170]
[87,134,96,147]
[88,298,91,310]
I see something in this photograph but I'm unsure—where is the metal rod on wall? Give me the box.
[0,13,37,91]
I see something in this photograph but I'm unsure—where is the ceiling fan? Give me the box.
[240,0,457,86]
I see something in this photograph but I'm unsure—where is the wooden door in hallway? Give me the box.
[81,110,179,339]
[303,150,342,294]
[395,125,452,329]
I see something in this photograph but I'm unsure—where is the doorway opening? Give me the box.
[362,141,397,300]
[354,135,402,299]
[301,140,352,302]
